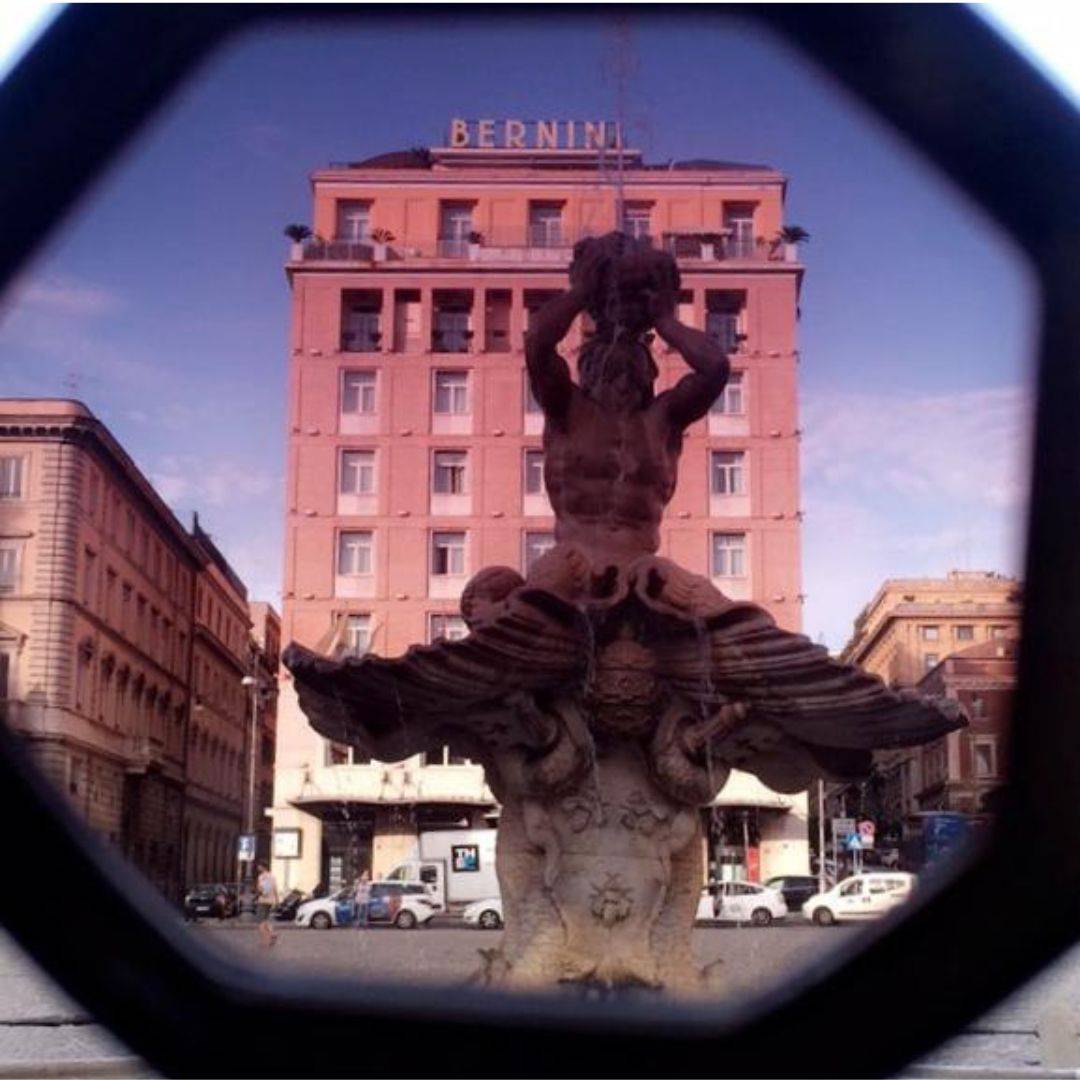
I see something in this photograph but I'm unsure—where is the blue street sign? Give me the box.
[845,833,863,852]
[237,833,256,862]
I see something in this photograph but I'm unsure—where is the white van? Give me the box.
[803,872,916,925]
[383,828,499,914]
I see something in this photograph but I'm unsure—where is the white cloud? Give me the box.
[800,384,1031,649]
[802,384,1032,511]
[151,457,279,509]
[5,275,120,318]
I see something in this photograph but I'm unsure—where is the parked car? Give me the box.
[803,872,917,925]
[462,897,503,930]
[764,875,821,912]
[271,888,307,922]
[696,881,788,926]
[184,884,238,920]
[295,882,439,929]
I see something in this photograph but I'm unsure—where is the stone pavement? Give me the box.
[3,922,1080,1077]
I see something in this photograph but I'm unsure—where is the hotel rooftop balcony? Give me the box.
[288,229,802,269]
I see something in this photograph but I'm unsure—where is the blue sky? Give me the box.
[0,13,1037,649]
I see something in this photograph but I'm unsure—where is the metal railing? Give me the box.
[661,233,796,263]
[289,229,798,265]
[297,239,375,262]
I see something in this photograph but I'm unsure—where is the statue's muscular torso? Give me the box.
[543,386,681,565]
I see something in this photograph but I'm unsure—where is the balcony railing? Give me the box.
[289,228,800,265]
[662,232,796,263]
[297,239,375,262]
[437,237,470,258]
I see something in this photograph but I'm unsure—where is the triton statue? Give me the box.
[284,233,962,994]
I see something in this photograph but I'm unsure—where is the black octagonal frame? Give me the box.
[1,6,1079,1077]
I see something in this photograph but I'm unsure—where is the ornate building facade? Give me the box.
[0,399,278,901]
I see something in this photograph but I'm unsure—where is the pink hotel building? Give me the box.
[272,124,808,892]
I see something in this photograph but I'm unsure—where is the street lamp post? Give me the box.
[240,672,261,910]
[818,778,827,895]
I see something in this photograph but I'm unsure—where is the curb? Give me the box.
[904,1067,1080,1079]
[0,1056,150,1078]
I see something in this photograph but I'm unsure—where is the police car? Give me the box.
[295,881,439,929]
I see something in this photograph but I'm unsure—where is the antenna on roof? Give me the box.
[602,16,638,230]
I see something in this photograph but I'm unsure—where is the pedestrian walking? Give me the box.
[354,870,372,930]
[255,863,279,947]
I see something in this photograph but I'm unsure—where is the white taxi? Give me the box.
[696,881,788,926]
[803,872,916,925]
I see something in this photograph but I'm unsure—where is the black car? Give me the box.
[764,875,821,912]
[184,883,238,920]
[271,888,307,922]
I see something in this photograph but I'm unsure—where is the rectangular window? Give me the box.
[438,202,473,256]
[86,470,99,517]
[343,614,371,657]
[710,451,746,495]
[723,203,756,257]
[711,533,746,578]
[337,532,373,576]
[83,548,97,609]
[955,624,975,641]
[0,543,20,594]
[524,532,555,573]
[433,309,471,353]
[429,614,468,642]
[431,531,466,577]
[973,739,997,778]
[335,200,371,241]
[989,625,1010,639]
[341,290,382,351]
[104,569,117,624]
[0,457,23,499]
[924,653,940,672]
[622,203,652,240]
[342,371,377,415]
[921,625,940,641]
[710,371,745,415]
[433,371,469,414]
[340,451,376,495]
[523,450,545,495]
[528,203,563,247]
[485,290,512,353]
[432,451,467,495]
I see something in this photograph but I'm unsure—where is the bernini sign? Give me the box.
[447,118,624,150]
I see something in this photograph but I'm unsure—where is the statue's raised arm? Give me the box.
[652,308,731,431]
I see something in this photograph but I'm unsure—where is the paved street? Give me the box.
[5,920,1080,1075]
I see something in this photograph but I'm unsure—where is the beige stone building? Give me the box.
[831,569,1022,829]
[0,400,278,901]
[840,570,1022,688]
[185,518,255,888]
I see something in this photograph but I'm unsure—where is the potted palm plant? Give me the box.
[775,225,810,262]
[468,230,484,260]
[370,227,395,262]
[284,223,312,261]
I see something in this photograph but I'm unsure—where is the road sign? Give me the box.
[846,832,863,852]
[832,817,856,841]
[858,820,876,849]
[237,833,256,862]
